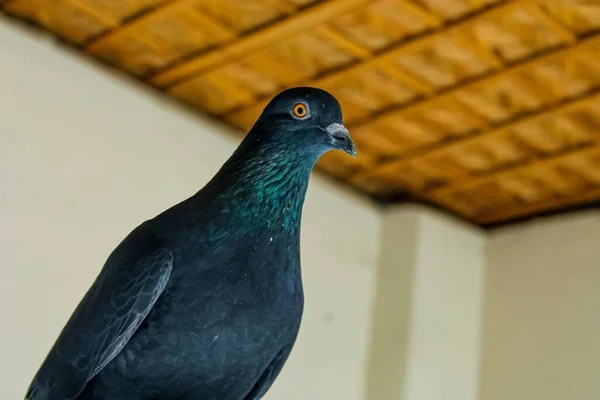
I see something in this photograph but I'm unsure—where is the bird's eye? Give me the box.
[292,103,309,119]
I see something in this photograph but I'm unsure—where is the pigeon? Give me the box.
[25,86,356,400]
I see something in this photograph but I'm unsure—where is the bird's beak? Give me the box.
[325,123,356,158]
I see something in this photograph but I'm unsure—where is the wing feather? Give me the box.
[25,226,173,400]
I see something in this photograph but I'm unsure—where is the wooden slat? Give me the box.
[261,0,297,14]
[2,0,19,9]
[4,0,113,43]
[375,61,437,95]
[177,6,237,39]
[451,27,503,68]
[63,0,118,26]
[467,0,483,7]
[316,26,372,59]
[86,0,235,53]
[151,0,372,87]
[527,1,576,44]
[396,0,445,27]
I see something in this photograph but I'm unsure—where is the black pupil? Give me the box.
[297,105,304,115]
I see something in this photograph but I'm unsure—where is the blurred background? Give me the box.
[1,0,600,399]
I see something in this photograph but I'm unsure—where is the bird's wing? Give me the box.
[25,227,173,400]
[244,343,295,400]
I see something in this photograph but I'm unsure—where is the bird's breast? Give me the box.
[147,238,305,339]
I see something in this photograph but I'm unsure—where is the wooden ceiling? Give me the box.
[3,0,600,226]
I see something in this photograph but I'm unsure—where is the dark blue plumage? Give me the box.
[26,87,356,400]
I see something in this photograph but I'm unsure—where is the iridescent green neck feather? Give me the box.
[202,132,319,235]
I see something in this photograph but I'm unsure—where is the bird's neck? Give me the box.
[202,136,318,235]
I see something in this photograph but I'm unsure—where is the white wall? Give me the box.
[0,18,382,400]
[367,206,486,400]
[481,210,600,400]
[402,209,485,400]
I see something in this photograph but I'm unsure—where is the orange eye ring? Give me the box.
[293,103,308,119]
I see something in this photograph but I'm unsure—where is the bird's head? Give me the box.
[251,87,356,158]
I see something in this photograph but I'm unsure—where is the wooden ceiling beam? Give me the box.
[423,145,600,224]
[430,144,600,198]
[475,176,600,225]
[150,0,373,88]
